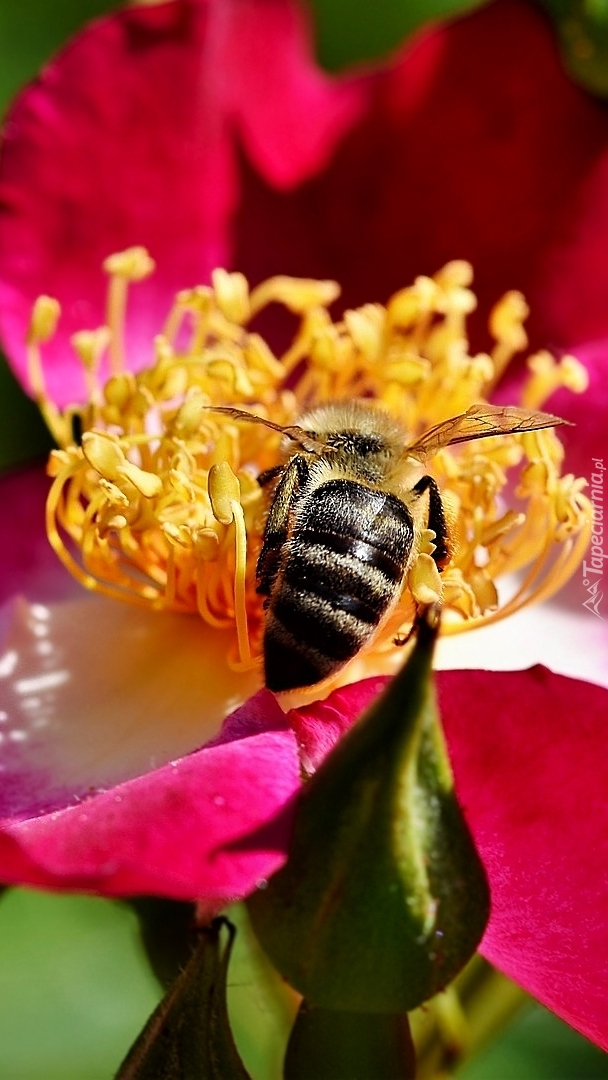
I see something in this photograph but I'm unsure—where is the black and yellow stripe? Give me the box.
[264,479,413,692]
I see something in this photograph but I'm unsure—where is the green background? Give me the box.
[0,1,607,1076]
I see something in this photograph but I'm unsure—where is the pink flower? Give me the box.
[0,0,607,1051]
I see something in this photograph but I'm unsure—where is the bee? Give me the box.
[212,401,567,692]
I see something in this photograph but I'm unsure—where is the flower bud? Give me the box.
[247,607,490,1013]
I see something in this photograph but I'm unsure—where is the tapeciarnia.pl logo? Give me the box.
[582,458,605,619]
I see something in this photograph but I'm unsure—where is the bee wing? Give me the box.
[406,403,570,460]
[204,406,324,451]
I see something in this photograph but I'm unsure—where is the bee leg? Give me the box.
[411,475,450,568]
[257,464,284,488]
[256,455,309,597]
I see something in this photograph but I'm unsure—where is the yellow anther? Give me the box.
[103,246,155,281]
[28,296,61,345]
[106,514,128,530]
[249,275,340,316]
[154,334,174,366]
[561,354,589,393]
[104,373,137,409]
[117,460,163,498]
[211,269,250,324]
[448,287,477,316]
[387,287,422,329]
[208,462,241,524]
[169,469,196,500]
[244,334,284,380]
[71,327,111,370]
[174,391,212,439]
[489,290,529,349]
[489,290,529,384]
[192,527,221,561]
[435,260,474,288]
[207,463,250,663]
[413,275,439,310]
[522,350,589,409]
[554,475,589,538]
[98,478,130,506]
[309,326,341,371]
[26,296,66,444]
[82,432,125,478]
[177,285,214,313]
[344,305,385,360]
[46,448,72,477]
[163,522,192,547]
[38,258,590,682]
[468,567,499,613]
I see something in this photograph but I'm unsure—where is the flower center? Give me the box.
[30,252,591,684]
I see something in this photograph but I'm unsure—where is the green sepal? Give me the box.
[284,1001,416,1080]
[126,898,197,990]
[115,917,251,1080]
[247,608,490,1013]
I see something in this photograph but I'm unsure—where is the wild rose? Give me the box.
[0,0,606,1052]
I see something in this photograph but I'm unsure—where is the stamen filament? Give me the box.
[34,253,591,683]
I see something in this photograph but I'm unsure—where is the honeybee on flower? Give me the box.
[26,253,591,696]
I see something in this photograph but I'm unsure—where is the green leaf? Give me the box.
[0,354,53,473]
[247,608,490,1014]
[308,0,489,70]
[540,0,608,96]
[115,918,252,1080]
[284,1002,416,1080]
[0,0,120,116]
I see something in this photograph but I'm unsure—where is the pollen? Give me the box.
[34,251,592,681]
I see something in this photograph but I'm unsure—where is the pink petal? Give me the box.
[0,0,362,406]
[543,340,608,481]
[220,0,364,189]
[0,689,299,900]
[0,465,78,607]
[440,667,608,1051]
[290,669,608,1049]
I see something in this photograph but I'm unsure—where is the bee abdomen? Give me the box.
[264,479,413,692]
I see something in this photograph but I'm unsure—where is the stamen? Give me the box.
[208,462,251,665]
[26,296,67,445]
[521,352,589,409]
[488,291,529,384]
[71,327,111,405]
[103,246,155,374]
[37,256,591,684]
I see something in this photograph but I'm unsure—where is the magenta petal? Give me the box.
[223,0,363,188]
[439,667,608,1051]
[235,0,608,359]
[0,0,236,405]
[0,464,79,606]
[0,690,299,900]
[544,339,608,480]
[290,669,608,1048]
[290,677,384,773]
[0,0,362,406]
